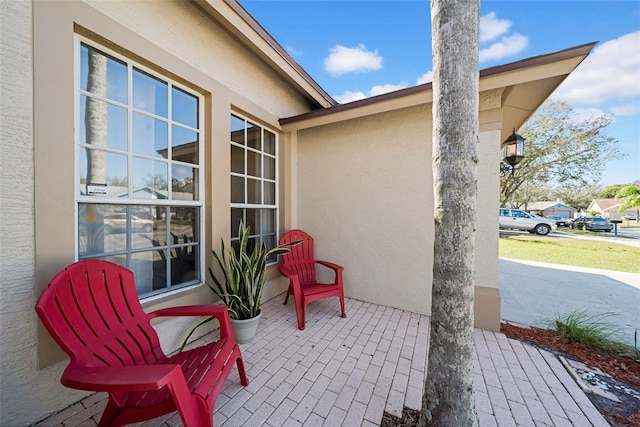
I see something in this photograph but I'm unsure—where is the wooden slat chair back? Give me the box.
[35,259,248,427]
[278,229,346,330]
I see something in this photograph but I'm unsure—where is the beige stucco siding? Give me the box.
[296,105,434,314]
[294,104,501,326]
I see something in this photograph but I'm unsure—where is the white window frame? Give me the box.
[73,35,205,298]
[230,113,279,263]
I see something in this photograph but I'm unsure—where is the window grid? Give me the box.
[230,114,278,258]
[75,37,204,298]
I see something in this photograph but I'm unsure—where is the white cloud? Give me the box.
[480,12,511,43]
[479,34,528,63]
[333,82,408,104]
[572,107,609,122]
[369,83,407,96]
[285,45,302,57]
[324,44,383,76]
[333,90,366,104]
[611,101,640,116]
[553,31,640,106]
[416,71,433,85]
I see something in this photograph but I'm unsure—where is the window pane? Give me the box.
[247,150,261,177]
[245,208,259,234]
[80,96,128,152]
[264,156,275,180]
[231,115,245,144]
[172,87,198,128]
[133,68,168,117]
[132,157,168,198]
[80,44,127,104]
[170,207,198,239]
[133,112,168,158]
[231,145,244,174]
[78,204,126,255]
[247,178,261,204]
[264,181,275,205]
[247,122,260,149]
[171,125,198,164]
[262,209,275,234]
[231,176,245,204]
[264,130,276,155]
[79,149,128,197]
[171,245,199,286]
[131,250,167,293]
[231,208,243,238]
[172,164,196,201]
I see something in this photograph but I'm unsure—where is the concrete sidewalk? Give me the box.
[500,258,640,347]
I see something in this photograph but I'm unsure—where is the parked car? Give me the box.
[545,215,569,227]
[499,209,557,235]
[569,216,613,232]
[104,213,154,234]
[620,214,638,221]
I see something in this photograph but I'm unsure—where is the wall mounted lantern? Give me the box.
[503,129,525,173]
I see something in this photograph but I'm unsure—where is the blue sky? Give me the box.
[240,0,640,187]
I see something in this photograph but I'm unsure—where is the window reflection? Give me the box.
[80,44,127,104]
[80,96,128,151]
[79,149,128,197]
[133,113,168,158]
[171,125,198,164]
[133,68,168,117]
[132,157,168,197]
[172,164,196,200]
[172,87,198,128]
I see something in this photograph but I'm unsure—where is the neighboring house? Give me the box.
[0,1,594,425]
[587,199,637,219]
[525,201,577,218]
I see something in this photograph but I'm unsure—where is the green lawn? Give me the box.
[499,234,640,273]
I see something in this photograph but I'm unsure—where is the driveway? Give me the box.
[500,258,640,347]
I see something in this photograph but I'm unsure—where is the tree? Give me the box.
[500,100,622,206]
[551,183,601,212]
[597,184,626,199]
[421,0,479,425]
[616,185,640,214]
[508,181,552,209]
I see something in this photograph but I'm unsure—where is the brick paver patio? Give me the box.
[34,296,610,426]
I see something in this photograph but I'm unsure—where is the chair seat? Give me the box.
[299,282,341,297]
[126,337,240,409]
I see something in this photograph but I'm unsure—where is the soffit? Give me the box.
[195,0,335,108]
[280,43,596,132]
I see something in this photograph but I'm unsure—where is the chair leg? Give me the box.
[97,398,124,427]
[236,354,249,386]
[283,284,293,305]
[296,303,306,330]
[340,295,346,318]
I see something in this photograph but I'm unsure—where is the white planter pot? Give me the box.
[230,311,262,344]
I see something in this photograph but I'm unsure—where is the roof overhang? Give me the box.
[194,0,336,109]
[280,42,597,138]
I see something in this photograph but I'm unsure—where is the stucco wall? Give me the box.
[296,105,435,314]
[294,105,501,326]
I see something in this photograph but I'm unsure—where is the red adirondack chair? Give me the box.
[278,229,346,330]
[35,260,248,427]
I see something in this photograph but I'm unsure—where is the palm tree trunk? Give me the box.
[421,0,479,425]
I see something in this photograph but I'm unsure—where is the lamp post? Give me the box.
[503,129,525,174]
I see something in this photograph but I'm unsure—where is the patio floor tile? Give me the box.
[33,295,610,427]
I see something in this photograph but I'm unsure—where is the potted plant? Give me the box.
[182,221,299,345]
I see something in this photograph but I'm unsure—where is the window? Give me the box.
[230,114,278,260]
[76,40,203,298]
